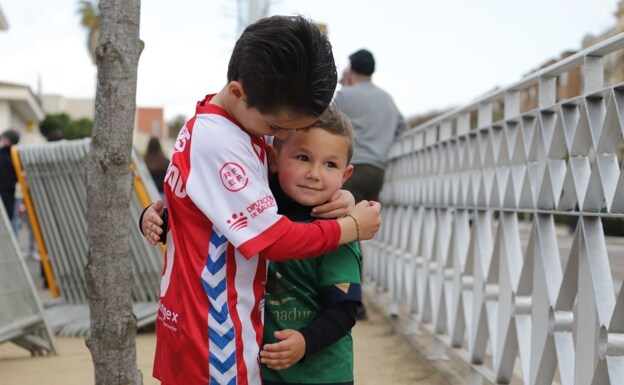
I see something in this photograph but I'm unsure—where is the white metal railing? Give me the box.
[365,32,624,385]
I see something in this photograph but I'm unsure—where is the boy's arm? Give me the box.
[299,280,360,356]
[138,199,380,255]
[298,299,358,355]
[258,200,380,261]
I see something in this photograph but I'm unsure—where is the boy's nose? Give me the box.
[306,165,321,179]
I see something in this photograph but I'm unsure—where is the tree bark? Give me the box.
[85,1,144,384]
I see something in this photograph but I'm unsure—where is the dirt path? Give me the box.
[0,302,447,385]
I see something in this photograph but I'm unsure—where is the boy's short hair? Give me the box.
[273,106,354,163]
[227,15,337,118]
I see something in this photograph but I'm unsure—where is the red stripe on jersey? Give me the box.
[252,257,267,350]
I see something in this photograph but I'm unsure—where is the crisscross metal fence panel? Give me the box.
[366,33,624,384]
[15,139,163,336]
[0,190,57,355]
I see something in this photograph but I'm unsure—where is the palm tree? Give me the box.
[77,0,99,63]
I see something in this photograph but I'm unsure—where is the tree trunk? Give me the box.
[85,1,144,384]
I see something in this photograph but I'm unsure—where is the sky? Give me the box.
[0,0,621,122]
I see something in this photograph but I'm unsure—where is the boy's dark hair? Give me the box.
[228,15,337,118]
[273,106,354,163]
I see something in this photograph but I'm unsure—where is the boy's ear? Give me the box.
[341,164,354,185]
[267,144,279,173]
[227,81,246,101]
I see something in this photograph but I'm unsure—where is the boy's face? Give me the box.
[268,128,354,207]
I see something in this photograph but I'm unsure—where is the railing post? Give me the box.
[538,75,556,108]
[504,90,520,119]
[584,55,604,95]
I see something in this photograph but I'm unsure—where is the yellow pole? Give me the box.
[11,146,60,298]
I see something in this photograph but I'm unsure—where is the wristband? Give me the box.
[346,214,360,241]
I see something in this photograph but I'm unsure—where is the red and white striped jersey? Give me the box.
[153,95,340,385]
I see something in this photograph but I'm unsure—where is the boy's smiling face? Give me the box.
[269,127,354,207]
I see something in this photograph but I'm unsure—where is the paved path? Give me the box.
[0,295,448,385]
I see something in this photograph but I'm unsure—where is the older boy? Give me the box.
[151,15,380,385]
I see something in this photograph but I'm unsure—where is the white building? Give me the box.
[0,6,46,144]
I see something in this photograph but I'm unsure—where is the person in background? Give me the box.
[334,49,409,320]
[0,129,20,222]
[143,136,170,201]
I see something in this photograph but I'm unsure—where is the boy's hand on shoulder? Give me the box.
[259,329,306,370]
[311,189,355,219]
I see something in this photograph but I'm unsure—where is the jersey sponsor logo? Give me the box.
[226,212,248,231]
[270,307,316,322]
[220,162,248,192]
[157,301,180,332]
[246,194,276,218]
[165,164,187,198]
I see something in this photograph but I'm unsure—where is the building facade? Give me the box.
[42,94,170,155]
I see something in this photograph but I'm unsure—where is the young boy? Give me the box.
[259,107,361,385]
[149,15,381,385]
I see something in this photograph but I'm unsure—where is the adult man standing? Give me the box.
[334,49,408,319]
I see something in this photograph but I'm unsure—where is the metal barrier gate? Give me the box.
[13,138,163,336]
[366,33,624,384]
[0,187,57,355]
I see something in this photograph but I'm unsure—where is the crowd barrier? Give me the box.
[0,185,57,355]
[12,139,163,336]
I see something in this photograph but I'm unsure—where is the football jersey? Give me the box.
[153,95,339,385]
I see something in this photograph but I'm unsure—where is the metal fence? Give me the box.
[365,33,624,384]
[0,188,57,355]
[13,139,163,336]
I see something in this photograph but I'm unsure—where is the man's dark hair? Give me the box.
[227,15,337,118]
[349,49,375,76]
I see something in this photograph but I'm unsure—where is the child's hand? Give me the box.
[142,200,165,245]
[259,329,306,370]
[349,200,381,241]
[311,189,355,219]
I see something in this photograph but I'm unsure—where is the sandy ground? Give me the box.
[0,301,447,385]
